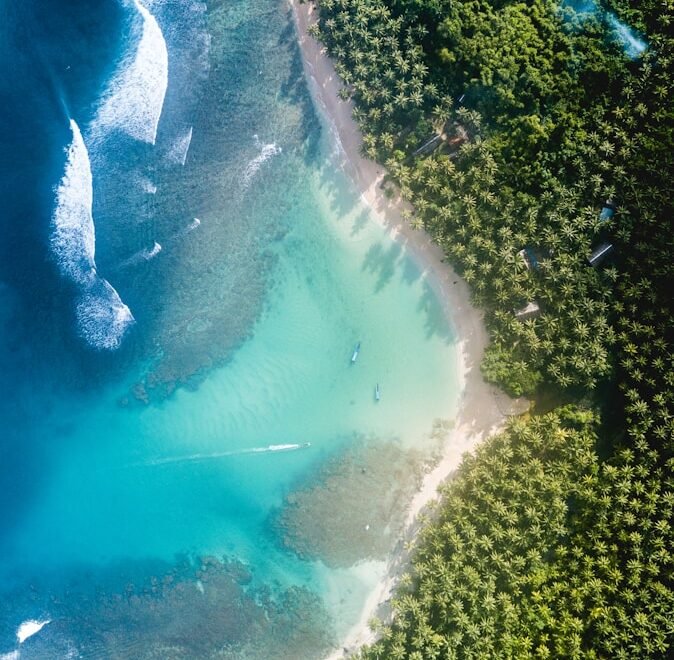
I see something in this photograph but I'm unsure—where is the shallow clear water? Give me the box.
[0,1,459,657]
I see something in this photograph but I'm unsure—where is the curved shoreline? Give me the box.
[289,1,528,656]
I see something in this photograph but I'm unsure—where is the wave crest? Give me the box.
[90,0,168,145]
[117,241,162,269]
[167,125,193,165]
[17,620,51,645]
[76,280,134,351]
[51,120,96,285]
[51,120,134,350]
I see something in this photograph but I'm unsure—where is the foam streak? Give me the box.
[168,126,193,165]
[242,136,282,190]
[117,241,162,269]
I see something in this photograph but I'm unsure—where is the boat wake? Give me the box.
[90,0,168,146]
[51,120,134,350]
[241,135,282,190]
[140,443,311,467]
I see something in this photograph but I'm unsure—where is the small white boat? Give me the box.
[351,342,361,363]
[375,384,381,401]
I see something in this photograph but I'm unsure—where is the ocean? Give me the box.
[0,1,460,657]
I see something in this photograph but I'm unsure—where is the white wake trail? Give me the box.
[140,443,311,467]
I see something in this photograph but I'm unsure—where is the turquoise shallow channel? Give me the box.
[0,0,460,657]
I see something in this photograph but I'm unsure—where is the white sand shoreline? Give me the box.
[289,1,528,656]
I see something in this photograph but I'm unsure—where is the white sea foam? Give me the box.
[52,120,135,350]
[76,280,134,351]
[186,217,201,232]
[168,217,201,243]
[167,125,193,165]
[91,0,168,145]
[143,241,162,259]
[118,241,162,269]
[51,120,96,286]
[0,651,20,659]
[17,620,50,644]
[144,0,210,78]
[241,136,282,190]
[138,175,157,194]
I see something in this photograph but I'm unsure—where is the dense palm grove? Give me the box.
[307,0,674,656]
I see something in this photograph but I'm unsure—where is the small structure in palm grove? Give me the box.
[412,133,443,157]
[588,242,614,267]
[514,301,541,320]
[412,122,469,159]
[518,247,542,270]
[445,122,469,156]
[599,199,617,222]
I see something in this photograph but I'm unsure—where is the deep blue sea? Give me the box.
[0,1,460,658]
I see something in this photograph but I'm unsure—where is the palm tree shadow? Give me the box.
[361,241,402,292]
[316,160,362,219]
[402,253,422,286]
[350,208,370,237]
[417,281,455,344]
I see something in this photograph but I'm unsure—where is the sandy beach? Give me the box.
[290,1,528,656]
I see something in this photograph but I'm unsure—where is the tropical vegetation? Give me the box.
[306,0,674,655]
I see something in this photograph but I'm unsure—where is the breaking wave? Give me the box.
[241,135,282,190]
[175,217,201,238]
[167,125,192,165]
[51,120,134,350]
[51,120,96,285]
[90,0,168,145]
[117,241,162,269]
[76,280,134,351]
[138,174,157,194]
[17,620,50,644]
[0,651,19,660]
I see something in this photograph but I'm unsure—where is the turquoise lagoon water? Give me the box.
[0,0,459,657]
